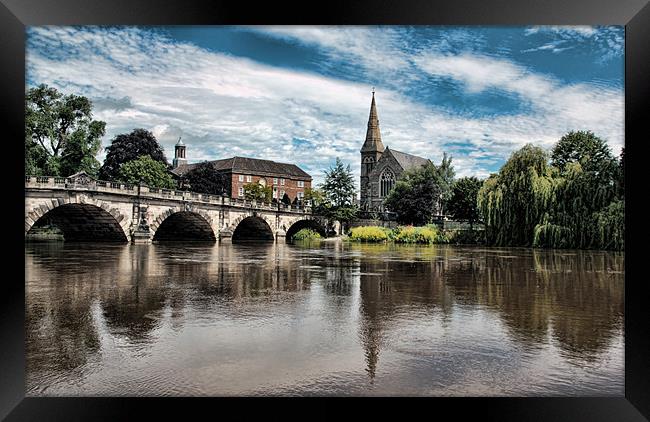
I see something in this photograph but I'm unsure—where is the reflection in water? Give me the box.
[25,242,624,396]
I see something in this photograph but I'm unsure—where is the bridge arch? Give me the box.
[232,215,275,242]
[285,219,327,241]
[152,209,216,242]
[25,197,130,242]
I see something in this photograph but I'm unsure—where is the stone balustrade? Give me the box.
[25,175,311,214]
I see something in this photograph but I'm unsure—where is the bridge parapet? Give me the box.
[26,175,312,214]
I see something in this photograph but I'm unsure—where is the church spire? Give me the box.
[361,89,385,153]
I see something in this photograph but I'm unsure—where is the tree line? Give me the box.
[26,84,229,193]
[478,131,624,251]
[378,130,624,251]
[25,84,624,250]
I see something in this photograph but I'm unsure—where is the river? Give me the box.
[25,240,624,396]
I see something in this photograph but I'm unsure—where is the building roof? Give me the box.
[386,147,431,171]
[171,156,311,179]
[360,91,385,153]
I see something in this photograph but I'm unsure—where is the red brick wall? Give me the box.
[230,172,311,202]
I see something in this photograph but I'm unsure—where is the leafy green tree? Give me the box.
[304,187,325,207]
[116,155,176,189]
[479,133,623,250]
[59,122,106,177]
[538,132,622,249]
[384,156,456,225]
[477,144,557,247]
[448,176,483,228]
[25,84,106,176]
[183,161,228,195]
[618,147,625,197]
[99,128,168,180]
[436,153,456,214]
[25,137,48,176]
[384,163,439,225]
[318,158,358,231]
[243,182,272,202]
[551,130,615,173]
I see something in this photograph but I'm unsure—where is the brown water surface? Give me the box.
[25,241,624,396]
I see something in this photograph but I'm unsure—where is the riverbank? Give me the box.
[348,225,485,245]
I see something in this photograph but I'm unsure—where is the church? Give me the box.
[360,91,432,213]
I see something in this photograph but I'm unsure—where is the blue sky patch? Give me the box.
[26,25,624,185]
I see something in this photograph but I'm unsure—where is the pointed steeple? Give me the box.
[361,89,385,153]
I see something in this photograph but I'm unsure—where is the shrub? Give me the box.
[393,225,438,244]
[292,228,322,241]
[446,229,485,245]
[350,226,389,242]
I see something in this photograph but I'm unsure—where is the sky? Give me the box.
[26,26,624,186]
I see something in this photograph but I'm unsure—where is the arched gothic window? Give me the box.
[363,156,375,175]
[380,169,395,197]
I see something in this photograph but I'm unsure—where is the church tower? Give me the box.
[360,89,385,209]
[172,137,187,169]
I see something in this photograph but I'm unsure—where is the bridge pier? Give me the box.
[219,227,234,243]
[131,230,152,244]
[275,230,287,243]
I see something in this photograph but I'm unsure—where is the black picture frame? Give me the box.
[2,0,648,420]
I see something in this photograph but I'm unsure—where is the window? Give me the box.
[380,169,395,197]
[298,180,304,187]
[297,191,304,199]
[238,187,244,197]
[273,187,278,198]
[280,190,285,198]
[273,178,278,185]
[246,175,252,182]
[238,175,244,182]
[363,156,375,175]
[280,178,285,186]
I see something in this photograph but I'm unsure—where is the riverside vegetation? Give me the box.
[349,225,484,245]
[292,228,322,241]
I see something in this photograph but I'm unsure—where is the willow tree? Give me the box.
[477,144,557,246]
[535,131,622,250]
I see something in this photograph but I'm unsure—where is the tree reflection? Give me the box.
[25,243,125,388]
[99,245,168,342]
[352,245,624,376]
[26,241,624,394]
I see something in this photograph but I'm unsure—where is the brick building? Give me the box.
[171,141,311,202]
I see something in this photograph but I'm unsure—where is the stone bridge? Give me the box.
[25,174,327,243]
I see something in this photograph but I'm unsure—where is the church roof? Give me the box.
[360,91,385,153]
[171,156,311,179]
[387,148,431,171]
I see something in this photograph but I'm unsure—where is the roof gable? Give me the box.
[383,147,431,171]
[171,156,311,179]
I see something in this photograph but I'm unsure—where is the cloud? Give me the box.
[525,26,599,37]
[26,27,624,186]
[522,25,624,62]
[249,26,411,75]
[412,52,623,160]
